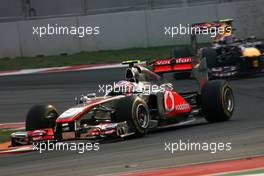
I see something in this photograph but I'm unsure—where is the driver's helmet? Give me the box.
[213,23,233,43]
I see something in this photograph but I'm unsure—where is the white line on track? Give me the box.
[0,64,125,77]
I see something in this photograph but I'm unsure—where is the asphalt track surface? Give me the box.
[0,68,264,176]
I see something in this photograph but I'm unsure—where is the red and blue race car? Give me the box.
[153,19,264,79]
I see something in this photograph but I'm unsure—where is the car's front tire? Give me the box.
[201,80,234,122]
[114,96,150,136]
[26,105,59,131]
[11,138,21,147]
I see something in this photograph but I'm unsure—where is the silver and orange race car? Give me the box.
[11,60,235,146]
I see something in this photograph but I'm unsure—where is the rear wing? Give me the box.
[150,56,208,89]
[151,57,193,73]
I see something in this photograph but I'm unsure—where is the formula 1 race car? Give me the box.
[11,60,235,146]
[191,19,264,78]
[156,19,264,79]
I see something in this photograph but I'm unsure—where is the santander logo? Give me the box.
[174,57,192,64]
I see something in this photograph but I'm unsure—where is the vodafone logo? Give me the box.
[155,59,171,65]
[175,104,190,110]
[164,91,175,112]
[164,91,190,113]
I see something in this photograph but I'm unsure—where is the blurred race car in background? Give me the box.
[192,19,264,77]
[11,60,234,146]
[152,19,264,79]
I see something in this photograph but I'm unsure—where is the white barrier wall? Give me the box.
[217,0,264,38]
[0,22,21,58]
[18,17,80,56]
[0,0,22,18]
[30,0,83,17]
[78,11,148,51]
[146,4,218,47]
[0,0,263,58]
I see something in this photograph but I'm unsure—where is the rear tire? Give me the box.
[201,80,234,122]
[257,44,264,52]
[25,105,59,131]
[114,96,150,136]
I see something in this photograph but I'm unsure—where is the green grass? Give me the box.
[0,129,13,143]
[0,39,262,71]
[0,46,175,71]
[0,43,213,71]
[0,45,198,71]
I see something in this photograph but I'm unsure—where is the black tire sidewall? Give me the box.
[131,99,150,135]
[25,105,58,131]
[114,96,150,136]
[201,80,234,122]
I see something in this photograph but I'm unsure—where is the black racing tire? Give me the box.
[11,138,21,147]
[114,96,150,136]
[171,47,192,58]
[257,44,264,52]
[201,80,234,122]
[25,105,59,131]
[201,48,218,68]
[54,123,62,141]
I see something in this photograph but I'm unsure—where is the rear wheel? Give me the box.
[201,80,234,122]
[26,105,59,131]
[114,96,150,136]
